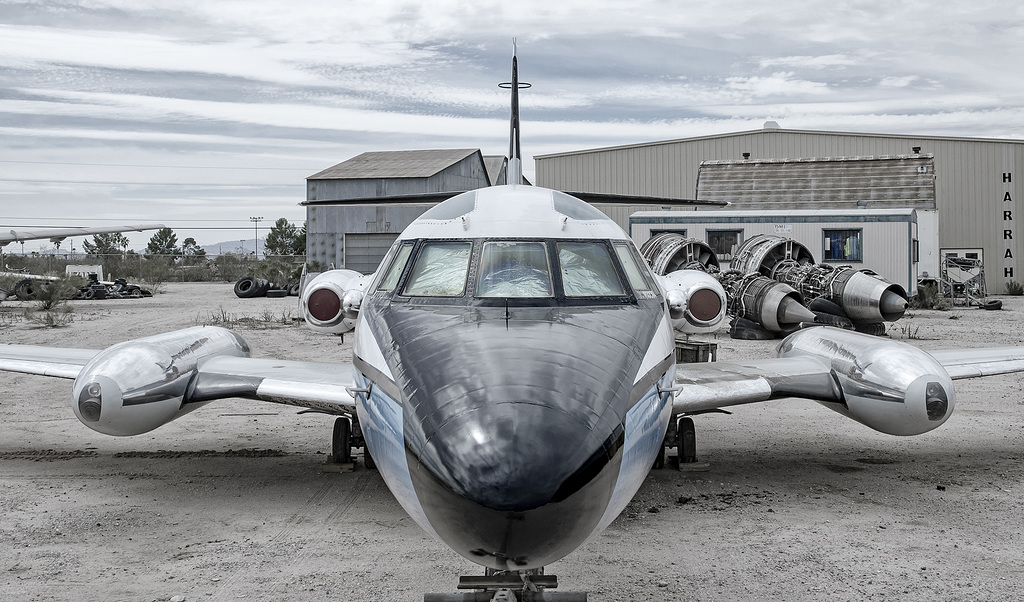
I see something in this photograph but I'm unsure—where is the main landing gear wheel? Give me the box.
[677,416,696,464]
[331,416,352,464]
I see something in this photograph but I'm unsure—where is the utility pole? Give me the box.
[249,216,263,258]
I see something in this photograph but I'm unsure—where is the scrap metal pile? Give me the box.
[9,274,152,301]
[639,233,909,339]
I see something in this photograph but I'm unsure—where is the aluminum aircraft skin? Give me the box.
[4,56,1024,589]
[0,224,166,248]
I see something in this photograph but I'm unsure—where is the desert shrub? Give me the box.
[1006,280,1024,296]
[909,282,950,310]
[23,304,74,328]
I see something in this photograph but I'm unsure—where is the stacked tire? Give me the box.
[233,276,298,298]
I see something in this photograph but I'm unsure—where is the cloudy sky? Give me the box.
[2,0,1023,250]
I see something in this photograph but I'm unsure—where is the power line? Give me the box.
[0,159,313,172]
[0,178,301,187]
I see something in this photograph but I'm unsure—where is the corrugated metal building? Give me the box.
[304,149,502,271]
[535,125,1023,293]
[302,148,716,273]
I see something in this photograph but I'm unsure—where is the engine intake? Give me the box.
[300,269,369,334]
[659,270,727,335]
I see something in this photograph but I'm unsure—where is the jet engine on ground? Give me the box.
[299,269,371,334]
[731,234,909,327]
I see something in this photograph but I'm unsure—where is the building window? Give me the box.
[823,229,863,262]
[706,230,743,262]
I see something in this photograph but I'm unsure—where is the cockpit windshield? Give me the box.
[556,241,626,297]
[477,241,553,298]
[387,238,649,302]
[403,241,472,296]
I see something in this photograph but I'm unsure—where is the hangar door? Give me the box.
[344,233,400,274]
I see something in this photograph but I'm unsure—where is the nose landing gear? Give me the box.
[424,568,587,601]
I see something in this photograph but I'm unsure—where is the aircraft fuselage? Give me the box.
[348,185,678,569]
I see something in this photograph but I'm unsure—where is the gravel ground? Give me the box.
[1,282,1022,601]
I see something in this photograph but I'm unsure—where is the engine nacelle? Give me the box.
[777,328,955,436]
[72,326,250,436]
[658,270,727,335]
[299,269,371,334]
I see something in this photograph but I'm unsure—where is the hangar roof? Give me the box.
[534,126,1024,159]
[308,149,480,180]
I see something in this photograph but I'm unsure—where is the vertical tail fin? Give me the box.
[499,41,531,185]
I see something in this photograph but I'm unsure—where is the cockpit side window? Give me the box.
[403,241,472,297]
[376,241,415,292]
[476,241,553,298]
[556,241,626,297]
[613,243,652,293]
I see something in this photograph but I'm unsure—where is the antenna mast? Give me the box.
[498,40,531,185]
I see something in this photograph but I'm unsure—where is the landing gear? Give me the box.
[653,415,700,470]
[331,416,352,463]
[329,415,375,469]
[424,568,586,601]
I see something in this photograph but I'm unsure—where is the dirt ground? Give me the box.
[1,282,1023,602]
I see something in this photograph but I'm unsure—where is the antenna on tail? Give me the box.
[498,40,531,185]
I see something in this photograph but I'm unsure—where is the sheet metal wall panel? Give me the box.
[536,130,1023,291]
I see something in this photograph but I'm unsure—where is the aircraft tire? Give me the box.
[854,322,888,336]
[729,317,775,340]
[331,417,352,463]
[677,416,697,464]
[14,279,37,301]
[233,276,259,298]
[980,299,1003,310]
[266,289,289,298]
[255,278,271,297]
[287,283,300,296]
[813,311,854,329]
[653,438,666,469]
[808,297,847,317]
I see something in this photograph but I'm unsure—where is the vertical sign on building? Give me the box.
[1004,171,1018,287]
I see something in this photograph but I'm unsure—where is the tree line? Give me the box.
[82,218,306,259]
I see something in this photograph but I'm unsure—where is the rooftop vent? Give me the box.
[763,120,781,129]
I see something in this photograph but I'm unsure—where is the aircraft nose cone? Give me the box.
[416,401,621,511]
[406,399,623,569]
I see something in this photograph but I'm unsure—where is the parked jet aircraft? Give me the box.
[0,223,165,248]
[2,54,1024,601]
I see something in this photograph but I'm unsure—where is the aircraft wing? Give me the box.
[673,345,1024,415]
[673,356,839,414]
[190,356,357,414]
[0,224,166,246]
[0,344,356,414]
[927,347,1024,379]
[0,345,99,378]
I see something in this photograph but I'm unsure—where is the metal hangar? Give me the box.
[535,125,1024,293]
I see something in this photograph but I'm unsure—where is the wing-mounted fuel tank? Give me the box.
[72,326,251,436]
[299,269,371,334]
[658,269,728,335]
[777,328,955,436]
